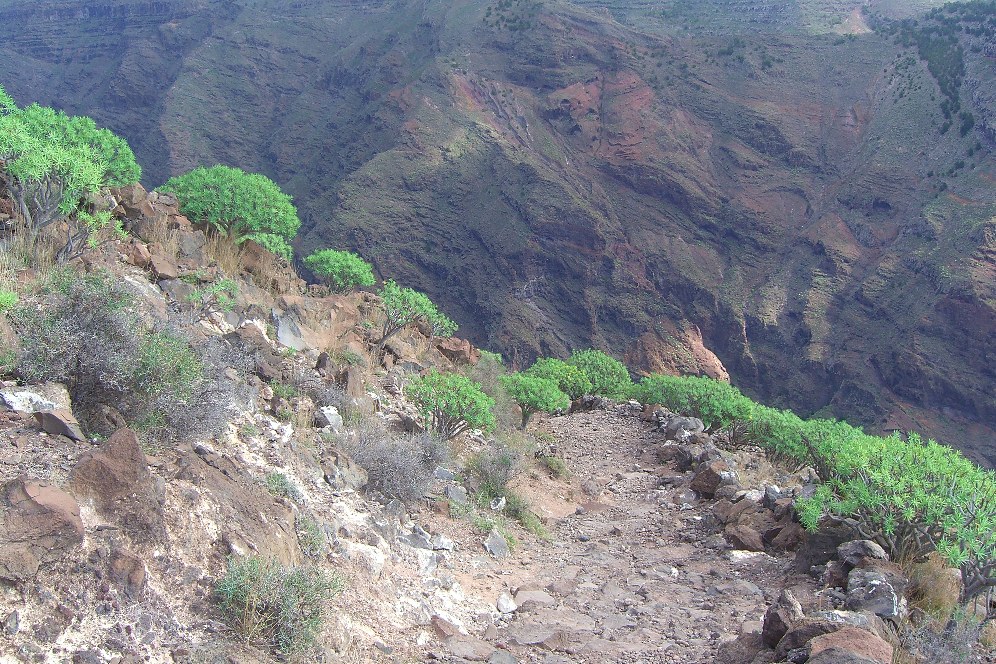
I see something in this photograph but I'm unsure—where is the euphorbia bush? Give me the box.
[524,357,592,400]
[566,349,632,398]
[406,371,495,439]
[303,249,375,293]
[160,165,300,260]
[632,373,754,431]
[499,373,570,429]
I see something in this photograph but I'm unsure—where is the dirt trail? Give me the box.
[478,407,816,663]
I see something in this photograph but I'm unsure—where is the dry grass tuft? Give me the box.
[204,231,246,277]
[140,218,181,259]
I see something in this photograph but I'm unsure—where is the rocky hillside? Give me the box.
[0,0,992,461]
[0,186,986,663]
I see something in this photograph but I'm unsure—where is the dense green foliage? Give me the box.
[881,1,996,125]
[406,371,495,439]
[303,249,375,293]
[632,374,753,431]
[0,289,17,313]
[566,349,632,398]
[216,556,342,654]
[631,370,996,615]
[524,357,592,400]
[499,373,570,429]
[160,165,300,260]
[376,279,456,346]
[0,84,140,259]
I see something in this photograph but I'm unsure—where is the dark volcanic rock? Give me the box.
[0,478,84,582]
[69,428,165,544]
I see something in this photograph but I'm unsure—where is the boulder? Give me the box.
[173,446,300,565]
[316,405,344,431]
[761,590,804,647]
[0,383,71,414]
[806,649,881,664]
[344,366,365,399]
[69,428,165,543]
[176,229,206,266]
[484,531,510,559]
[321,447,368,492]
[445,635,495,661]
[775,618,848,658]
[0,478,84,582]
[845,565,907,620]
[149,253,179,281]
[664,416,705,441]
[271,294,360,352]
[108,548,147,599]
[123,241,152,268]
[690,460,731,497]
[725,524,765,552]
[715,632,766,664]
[497,593,517,614]
[806,626,893,664]
[34,409,85,441]
[769,522,807,551]
[838,540,888,569]
[513,589,556,612]
[808,610,891,643]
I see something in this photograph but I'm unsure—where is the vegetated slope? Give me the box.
[0,0,993,461]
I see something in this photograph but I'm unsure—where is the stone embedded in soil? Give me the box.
[69,428,165,543]
[484,530,510,558]
[725,524,765,552]
[445,634,496,661]
[690,460,730,497]
[33,409,85,442]
[837,540,888,568]
[845,566,907,620]
[497,593,517,614]
[513,589,556,612]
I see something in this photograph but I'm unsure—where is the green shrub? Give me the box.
[0,289,17,313]
[303,249,375,293]
[524,357,592,400]
[467,442,547,537]
[187,278,239,315]
[265,472,302,501]
[467,442,522,503]
[632,374,754,431]
[160,165,300,260]
[566,349,632,398]
[295,516,327,559]
[376,279,456,347]
[538,453,569,479]
[135,330,204,404]
[271,382,298,400]
[499,373,570,430]
[466,349,518,432]
[406,371,495,439]
[0,84,140,262]
[216,556,343,655]
[9,271,247,443]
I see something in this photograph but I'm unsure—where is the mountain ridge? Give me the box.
[1,0,993,460]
